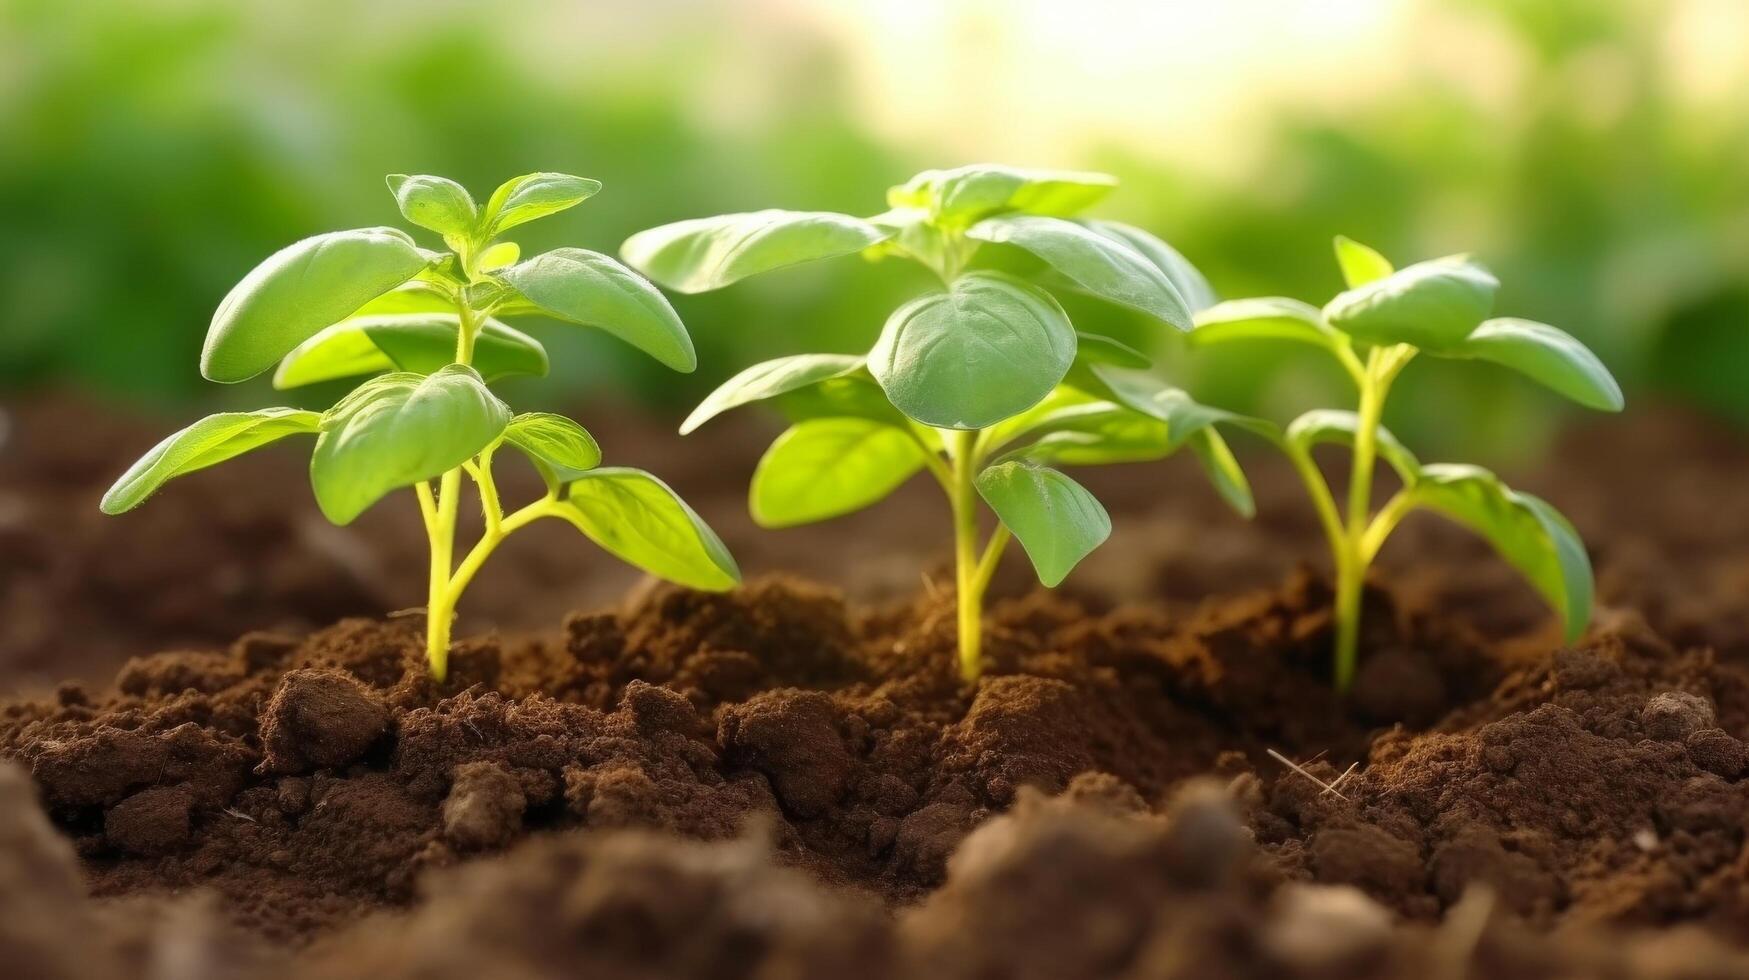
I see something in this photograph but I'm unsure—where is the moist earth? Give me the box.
[3,570,1749,977]
[4,394,1749,977]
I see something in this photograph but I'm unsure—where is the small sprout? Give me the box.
[625,164,1257,682]
[102,173,739,680]
[1191,235,1624,691]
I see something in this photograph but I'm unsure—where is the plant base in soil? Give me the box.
[4,569,1749,977]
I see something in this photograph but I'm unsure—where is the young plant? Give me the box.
[623,164,1257,681]
[101,173,740,680]
[1191,236,1625,691]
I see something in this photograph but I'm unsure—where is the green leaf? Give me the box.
[1080,220,1218,312]
[865,209,969,275]
[1440,318,1624,411]
[273,314,548,389]
[503,413,601,487]
[681,354,866,434]
[1053,368,1266,517]
[100,409,320,515]
[1190,298,1341,352]
[1188,429,1255,518]
[1006,384,1259,517]
[348,282,455,317]
[478,241,521,271]
[374,319,544,380]
[750,418,926,528]
[1004,403,1163,465]
[1405,464,1594,641]
[498,248,696,371]
[1065,364,1275,439]
[975,462,1111,587]
[773,374,917,430]
[887,164,1116,226]
[1120,383,1246,450]
[1284,409,1420,482]
[1333,235,1394,288]
[202,228,434,382]
[981,385,1103,452]
[386,174,477,238]
[481,173,601,235]
[310,365,511,525]
[273,322,394,388]
[620,210,891,294]
[967,215,1193,329]
[555,468,740,591]
[868,271,1075,429]
[465,278,519,314]
[1324,255,1499,350]
[1075,332,1151,369]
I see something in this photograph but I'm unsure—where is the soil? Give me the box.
[4,390,1749,978]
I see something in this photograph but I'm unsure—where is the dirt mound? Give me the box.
[1253,619,1749,936]
[6,757,1748,980]
[1,570,1746,960]
[6,396,1749,975]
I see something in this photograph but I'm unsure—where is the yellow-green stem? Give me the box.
[426,467,463,681]
[949,429,986,683]
[1359,491,1416,563]
[1333,348,1396,692]
[454,298,478,364]
[464,448,503,534]
[424,302,483,681]
[443,498,554,610]
[1332,551,1363,692]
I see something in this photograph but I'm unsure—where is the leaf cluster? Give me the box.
[628,164,1255,587]
[1192,235,1622,641]
[104,173,737,591]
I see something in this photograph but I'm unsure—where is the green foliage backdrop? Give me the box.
[2,0,1745,458]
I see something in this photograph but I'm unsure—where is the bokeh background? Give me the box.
[3,0,1747,459]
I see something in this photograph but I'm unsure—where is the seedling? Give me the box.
[623,164,1257,681]
[1191,236,1624,691]
[102,173,740,680]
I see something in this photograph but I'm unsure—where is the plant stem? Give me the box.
[1331,550,1363,692]
[1331,349,1385,692]
[1359,490,1417,564]
[1285,446,1345,559]
[454,299,478,364]
[414,481,438,530]
[424,302,484,681]
[426,467,463,681]
[464,448,503,535]
[443,497,555,610]
[973,525,1012,596]
[1329,345,1420,692]
[949,429,986,683]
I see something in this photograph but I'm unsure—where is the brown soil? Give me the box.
[0,390,943,695]
[4,391,1749,977]
[5,576,1749,977]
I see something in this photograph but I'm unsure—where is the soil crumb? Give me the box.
[1,567,1748,979]
[7,400,1749,976]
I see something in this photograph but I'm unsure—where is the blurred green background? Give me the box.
[3,0,1746,460]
